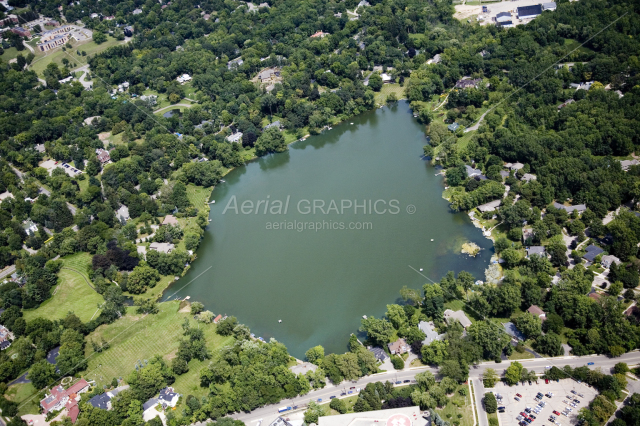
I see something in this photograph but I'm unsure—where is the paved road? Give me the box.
[465,109,490,133]
[153,103,193,114]
[472,378,488,426]
[0,265,16,280]
[231,351,640,425]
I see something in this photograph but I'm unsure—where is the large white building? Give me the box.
[318,407,428,426]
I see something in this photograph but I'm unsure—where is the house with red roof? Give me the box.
[213,314,222,324]
[40,379,90,414]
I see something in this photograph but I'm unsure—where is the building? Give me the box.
[557,99,575,109]
[0,325,12,350]
[552,202,587,214]
[582,245,604,263]
[619,159,640,171]
[497,20,514,28]
[213,314,222,323]
[289,362,318,375]
[444,309,472,328]
[40,379,90,414]
[176,74,191,84]
[465,165,482,178]
[116,205,130,223]
[496,11,511,23]
[162,215,178,226]
[37,25,75,52]
[96,148,111,164]
[132,8,143,14]
[256,67,281,83]
[517,4,542,19]
[427,54,441,65]
[270,417,304,426]
[448,122,460,132]
[227,57,244,70]
[88,387,124,410]
[0,14,19,26]
[22,220,38,236]
[149,242,175,254]
[521,173,536,182]
[66,399,80,423]
[318,406,428,426]
[454,78,481,89]
[157,387,180,408]
[601,254,621,269]
[526,246,546,258]
[477,199,501,213]
[226,132,243,143]
[368,346,389,362]
[527,305,546,320]
[11,27,31,38]
[418,321,444,346]
[542,2,557,11]
[387,338,409,355]
[310,31,329,38]
[380,73,393,83]
[263,121,282,131]
[504,162,524,171]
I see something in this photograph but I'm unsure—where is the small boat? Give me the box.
[362,315,368,319]
[278,319,282,323]
[419,268,423,272]
[209,200,215,204]
[431,239,434,241]
[220,179,226,182]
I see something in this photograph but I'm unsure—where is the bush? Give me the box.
[330,397,347,414]
[484,392,497,413]
[391,355,404,370]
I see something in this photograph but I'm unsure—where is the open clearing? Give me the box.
[23,253,103,323]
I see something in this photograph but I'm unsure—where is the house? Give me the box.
[289,362,318,375]
[517,4,542,19]
[497,20,514,28]
[227,57,244,70]
[619,159,640,171]
[427,54,441,65]
[318,407,427,426]
[256,67,281,82]
[263,121,282,131]
[552,202,587,214]
[527,305,546,320]
[88,387,124,410]
[132,8,143,14]
[582,245,604,263]
[588,290,602,302]
[116,205,130,223]
[0,325,13,350]
[444,309,472,328]
[40,379,90,414]
[448,122,460,132]
[477,199,501,213]
[526,246,546,258]
[176,74,191,84]
[380,73,393,83]
[387,338,409,355]
[23,220,38,236]
[96,148,111,164]
[368,346,389,362]
[226,132,243,143]
[11,27,31,38]
[35,143,46,153]
[504,162,524,171]
[0,15,19,26]
[162,215,178,226]
[123,26,134,37]
[454,78,482,89]
[521,173,536,182]
[543,2,557,10]
[149,242,174,254]
[496,11,511,23]
[158,387,180,408]
[66,399,80,423]
[465,165,482,178]
[213,314,223,323]
[503,322,526,341]
[310,31,329,38]
[522,227,534,243]
[418,321,444,346]
[557,99,575,109]
[601,254,621,269]
[84,116,101,126]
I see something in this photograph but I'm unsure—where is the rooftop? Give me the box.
[289,362,318,375]
[527,305,545,316]
[418,321,444,346]
[318,406,427,426]
[503,322,526,340]
[583,245,604,262]
[444,309,472,328]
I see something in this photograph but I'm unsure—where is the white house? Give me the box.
[177,74,191,84]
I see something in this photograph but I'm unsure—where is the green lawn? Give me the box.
[319,395,359,415]
[508,350,535,361]
[154,103,193,116]
[374,81,408,105]
[186,184,213,208]
[82,302,234,397]
[0,47,25,62]
[29,36,125,77]
[6,382,41,416]
[23,253,104,323]
[435,384,474,426]
[123,274,175,302]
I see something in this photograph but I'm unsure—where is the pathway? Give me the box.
[60,267,96,291]
[472,378,489,426]
[464,109,490,133]
[0,265,16,280]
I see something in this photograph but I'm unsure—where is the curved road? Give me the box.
[231,351,640,425]
[153,103,193,114]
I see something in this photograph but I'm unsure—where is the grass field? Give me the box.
[319,395,359,415]
[23,253,103,323]
[82,301,234,399]
[508,350,535,361]
[0,46,24,62]
[6,382,41,416]
[28,36,125,77]
[435,384,474,426]
[186,184,213,208]
[374,82,408,105]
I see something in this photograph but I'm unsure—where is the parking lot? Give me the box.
[490,378,599,426]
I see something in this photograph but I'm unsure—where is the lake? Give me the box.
[164,101,493,358]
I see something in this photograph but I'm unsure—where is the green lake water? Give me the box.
[164,101,493,357]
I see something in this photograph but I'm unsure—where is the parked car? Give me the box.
[517,393,523,398]
[587,362,594,366]
[553,411,561,415]
[515,397,521,401]
[545,379,549,384]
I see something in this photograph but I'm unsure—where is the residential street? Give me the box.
[231,351,640,426]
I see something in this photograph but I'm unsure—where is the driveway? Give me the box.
[0,265,16,280]
[473,378,489,426]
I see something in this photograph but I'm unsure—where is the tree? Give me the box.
[28,360,57,389]
[423,284,445,319]
[368,74,383,91]
[543,313,564,334]
[190,302,205,315]
[613,362,629,374]
[608,281,623,297]
[304,401,324,424]
[255,129,287,156]
[468,320,510,360]
[415,371,436,391]
[127,265,160,294]
[484,392,497,413]
[534,333,563,356]
[421,340,448,365]
[305,345,325,365]
[360,317,395,345]
[512,313,542,340]
[216,316,238,336]
[505,361,523,385]
[483,368,499,388]
[391,355,404,370]
[400,286,422,305]
[330,397,347,414]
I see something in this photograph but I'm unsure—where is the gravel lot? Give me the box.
[490,378,598,426]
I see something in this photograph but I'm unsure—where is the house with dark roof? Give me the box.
[517,4,542,19]
[583,245,604,263]
[158,387,180,407]
[526,246,546,258]
[454,78,482,89]
[448,122,460,132]
[368,346,389,362]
